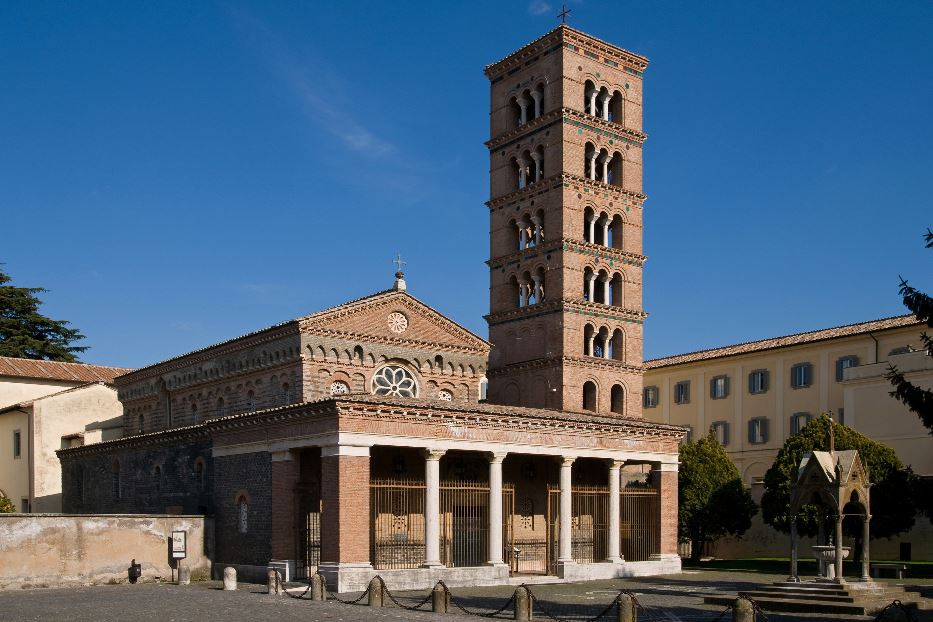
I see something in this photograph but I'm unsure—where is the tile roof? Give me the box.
[0,356,132,383]
[645,315,921,369]
[0,381,114,414]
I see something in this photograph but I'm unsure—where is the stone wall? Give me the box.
[0,514,211,589]
[213,451,272,568]
[60,437,213,515]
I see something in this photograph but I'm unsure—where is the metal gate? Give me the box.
[620,487,660,561]
[295,483,321,579]
[370,478,515,570]
[542,485,660,571]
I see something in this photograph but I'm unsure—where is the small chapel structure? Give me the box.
[58,24,686,591]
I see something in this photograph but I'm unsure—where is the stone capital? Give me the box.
[607,459,625,470]
[423,448,447,461]
[560,456,575,468]
[487,451,508,464]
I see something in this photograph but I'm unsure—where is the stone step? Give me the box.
[756,585,850,596]
[741,590,855,603]
[703,594,867,616]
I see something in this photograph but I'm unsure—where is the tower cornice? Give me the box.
[486,238,646,270]
[485,107,646,150]
[484,25,648,81]
[487,356,645,376]
[485,299,646,327]
[487,173,646,209]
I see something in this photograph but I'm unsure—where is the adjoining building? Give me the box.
[643,315,933,560]
[58,25,687,591]
[0,357,130,512]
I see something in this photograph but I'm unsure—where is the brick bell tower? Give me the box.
[484,25,649,417]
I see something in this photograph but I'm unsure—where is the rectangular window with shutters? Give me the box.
[711,421,729,446]
[643,386,659,408]
[710,375,729,399]
[748,417,769,444]
[836,356,859,381]
[790,412,812,435]
[674,381,690,405]
[749,369,769,394]
[790,363,812,389]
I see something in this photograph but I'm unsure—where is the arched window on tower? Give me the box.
[608,151,623,188]
[583,381,598,412]
[532,83,545,119]
[610,273,625,307]
[509,96,522,129]
[611,385,625,415]
[611,329,625,362]
[609,214,624,250]
[138,413,145,434]
[216,397,226,417]
[191,402,199,425]
[608,90,624,124]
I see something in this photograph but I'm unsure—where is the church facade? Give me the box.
[59,25,685,591]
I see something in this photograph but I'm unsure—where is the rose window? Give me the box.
[330,381,350,395]
[372,365,417,397]
[438,390,453,401]
[387,311,409,334]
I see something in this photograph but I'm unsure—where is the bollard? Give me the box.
[223,566,237,591]
[732,597,754,622]
[368,576,384,607]
[432,582,450,613]
[617,593,636,622]
[267,568,283,595]
[513,585,533,620]
[310,573,325,601]
[177,562,191,586]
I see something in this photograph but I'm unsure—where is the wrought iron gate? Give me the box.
[295,482,321,579]
[620,487,660,561]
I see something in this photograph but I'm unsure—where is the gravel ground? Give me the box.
[0,570,928,622]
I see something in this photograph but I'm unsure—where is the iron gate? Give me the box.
[295,483,321,579]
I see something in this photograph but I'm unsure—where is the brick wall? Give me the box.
[656,468,679,556]
[320,453,370,564]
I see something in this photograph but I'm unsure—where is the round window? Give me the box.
[372,365,417,398]
[387,311,409,334]
[438,390,453,401]
[330,381,350,395]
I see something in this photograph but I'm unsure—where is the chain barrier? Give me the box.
[872,600,919,622]
[379,576,435,611]
[442,580,517,618]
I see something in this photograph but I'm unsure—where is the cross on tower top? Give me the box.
[393,253,406,274]
[558,4,571,24]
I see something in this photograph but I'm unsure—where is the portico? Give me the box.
[208,394,683,591]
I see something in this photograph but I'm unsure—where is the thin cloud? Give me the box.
[528,0,552,16]
[230,8,394,157]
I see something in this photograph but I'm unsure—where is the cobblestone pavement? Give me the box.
[0,570,927,622]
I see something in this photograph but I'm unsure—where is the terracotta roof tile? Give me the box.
[0,356,132,383]
[645,315,920,369]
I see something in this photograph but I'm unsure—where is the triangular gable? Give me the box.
[298,290,490,353]
[797,452,835,487]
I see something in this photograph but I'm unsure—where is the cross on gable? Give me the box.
[558,4,571,23]
[393,253,406,273]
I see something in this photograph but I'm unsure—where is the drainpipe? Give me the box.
[868,332,879,364]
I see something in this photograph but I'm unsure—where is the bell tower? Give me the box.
[484,25,649,417]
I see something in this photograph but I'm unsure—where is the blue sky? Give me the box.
[2,1,931,368]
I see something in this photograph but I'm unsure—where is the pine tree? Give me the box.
[0,268,87,362]
[885,228,933,433]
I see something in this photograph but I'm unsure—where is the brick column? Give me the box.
[319,445,371,567]
[270,450,299,562]
[654,462,679,558]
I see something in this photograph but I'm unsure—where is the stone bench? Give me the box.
[871,563,907,579]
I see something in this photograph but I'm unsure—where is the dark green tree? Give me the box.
[761,415,915,543]
[0,493,15,513]
[0,267,87,361]
[679,429,758,560]
[885,228,933,433]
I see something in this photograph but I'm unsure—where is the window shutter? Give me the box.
[724,376,730,398]
[685,382,690,403]
[748,372,755,394]
[762,418,769,443]
[723,422,730,446]
[790,414,797,435]
[710,378,716,400]
[763,370,769,392]
[836,358,844,382]
[748,419,755,443]
[805,363,813,386]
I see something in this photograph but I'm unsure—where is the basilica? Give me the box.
[59,25,686,591]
